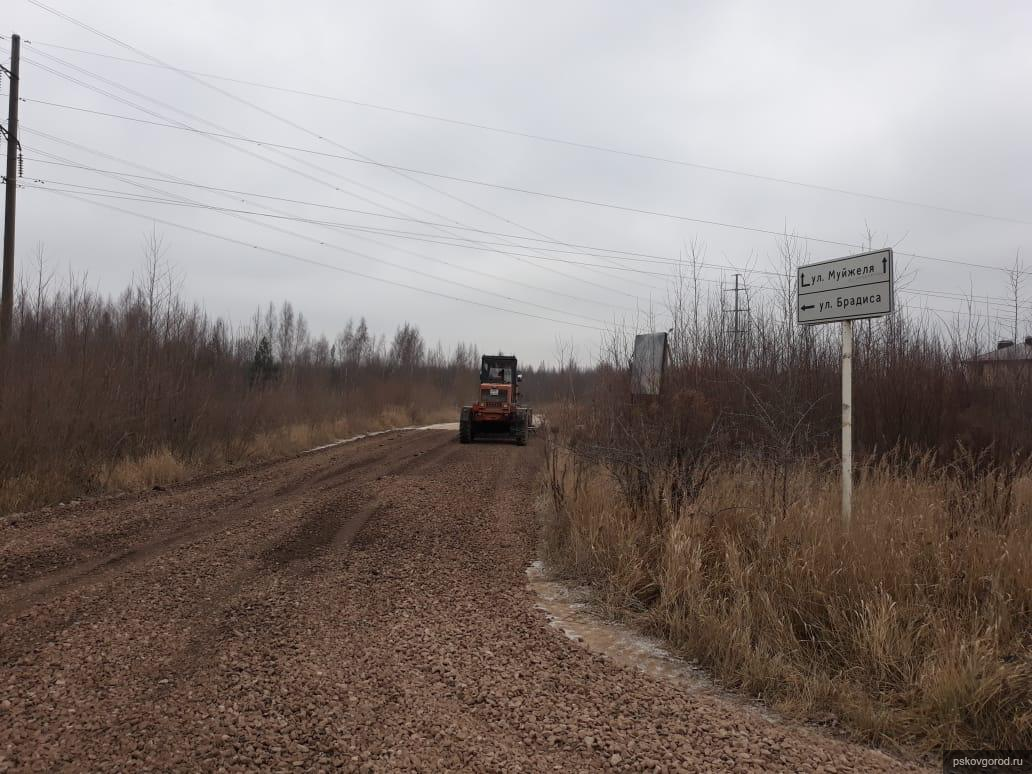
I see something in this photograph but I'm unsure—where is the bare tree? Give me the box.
[667,237,705,366]
[32,242,54,322]
[389,322,425,374]
[1006,250,1025,344]
[137,227,170,338]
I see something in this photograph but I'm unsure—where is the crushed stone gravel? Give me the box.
[0,430,929,772]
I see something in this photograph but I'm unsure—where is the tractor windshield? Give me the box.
[483,366,510,383]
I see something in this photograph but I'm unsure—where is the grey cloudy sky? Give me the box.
[4,0,1031,365]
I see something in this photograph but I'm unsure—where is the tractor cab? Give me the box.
[480,356,518,387]
[477,355,518,410]
[460,354,531,445]
[478,355,520,400]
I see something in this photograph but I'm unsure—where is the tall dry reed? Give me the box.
[543,444,1031,752]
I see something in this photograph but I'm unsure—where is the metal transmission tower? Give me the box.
[722,272,751,366]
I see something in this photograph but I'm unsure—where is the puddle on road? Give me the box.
[526,560,712,687]
[526,561,779,722]
[526,564,919,769]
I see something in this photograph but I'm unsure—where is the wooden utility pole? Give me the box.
[1,34,20,345]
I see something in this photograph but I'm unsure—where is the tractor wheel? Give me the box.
[459,407,475,444]
[514,420,528,446]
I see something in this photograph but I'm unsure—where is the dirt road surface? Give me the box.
[1,430,924,772]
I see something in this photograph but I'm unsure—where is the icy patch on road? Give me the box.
[526,561,778,722]
[303,423,459,454]
[305,413,538,453]
[526,561,711,686]
[527,563,921,768]
[418,422,460,431]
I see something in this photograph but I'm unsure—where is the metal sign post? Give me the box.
[841,319,853,524]
[798,248,893,527]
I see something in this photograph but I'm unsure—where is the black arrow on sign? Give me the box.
[882,255,888,273]
[801,304,815,311]
[800,272,810,287]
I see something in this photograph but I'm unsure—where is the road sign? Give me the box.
[631,332,667,395]
[796,249,894,527]
[797,248,893,325]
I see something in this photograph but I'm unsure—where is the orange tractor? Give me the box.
[459,355,532,445]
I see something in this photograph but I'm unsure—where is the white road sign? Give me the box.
[797,248,893,325]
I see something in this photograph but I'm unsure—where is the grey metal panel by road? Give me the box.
[797,249,893,325]
[631,332,667,395]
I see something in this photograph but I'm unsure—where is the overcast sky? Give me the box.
[4,0,1031,365]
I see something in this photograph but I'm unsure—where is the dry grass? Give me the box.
[543,442,1032,755]
[0,245,483,515]
[0,404,458,513]
[100,447,190,492]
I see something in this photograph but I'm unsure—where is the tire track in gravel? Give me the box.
[0,429,420,583]
[0,429,931,772]
[0,430,447,612]
[162,496,390,688]
[0,430,451,669]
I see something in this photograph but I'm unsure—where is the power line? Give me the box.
[13,30,669,297]
[22,175,1022,316]
[13,164,706,275]
[16,157,749,268]
[10,32,1032,229]
[84,173,1013,326]
[8,34,1025,323]
[18,139,1025,313]
[19,157,691,297]
[18,177,680,280]
[15,181,1018,328]
[17,149,654,329]
[21,133,663,324]
[15,26,1027,293]
[17,53,664,301]
[16,95,1025,279]
[20,156,1029,310]
[33,185,630,332]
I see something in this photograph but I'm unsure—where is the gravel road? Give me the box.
[0,430,925,772]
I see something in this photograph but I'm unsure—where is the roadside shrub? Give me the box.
[0,243,493,513]
[544,443,1032,752]
[544,235,1032,755]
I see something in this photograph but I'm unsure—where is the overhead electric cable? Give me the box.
[17,29,667,296]
[19,156,1030,308]
[33,186,632,332]
[11,31,1032,228]
[18,56,660,300]
[16,96,1023,278]
[18,146,648,328]
[18,157,736,267]
[9,23,1024,322]
[22,173,1019,314]
[19,176,689,280]
[21,135,654,320]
